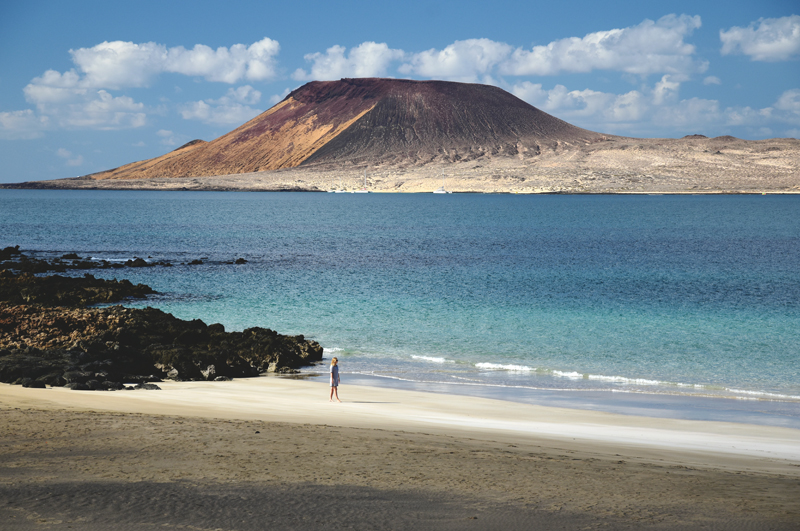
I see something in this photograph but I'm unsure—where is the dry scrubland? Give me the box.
[13,135,799,193]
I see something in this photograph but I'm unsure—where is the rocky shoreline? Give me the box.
[0,248,323,390]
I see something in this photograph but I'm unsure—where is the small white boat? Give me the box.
[329,176,348,193]
[433,171,452,193]
[354,169,371,193]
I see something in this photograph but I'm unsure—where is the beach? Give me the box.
[2,378,799,530]
[2,191,800,528]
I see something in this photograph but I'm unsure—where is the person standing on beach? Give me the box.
[329,357,341,402]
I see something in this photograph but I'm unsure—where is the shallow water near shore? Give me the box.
[2,189,799,425]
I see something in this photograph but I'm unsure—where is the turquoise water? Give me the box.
[2,190,799,423]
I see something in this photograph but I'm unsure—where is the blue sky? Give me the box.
[1,0,798,183]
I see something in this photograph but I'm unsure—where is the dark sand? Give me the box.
[2,406,799,530]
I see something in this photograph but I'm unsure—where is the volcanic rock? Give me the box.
[0,269,324,389]
[0,271,156,307]
[87,78,603,180]
[0,302,323,388]
[0,249,173,275]
[1,246,22,260]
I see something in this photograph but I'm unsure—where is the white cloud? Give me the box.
[399,39,513,82]
[0,109,49,139]
[653,74,684,105]
[56,147,84,166]
[294,15,707,84]
[509,77,797,137]
[269,88,291,105]
[9,38,279,133]
[19,73,147,130]
[163,38,281,83]
[228,85,262,105]
[607,91,649,122]
[652,97,721,128]
[22,70,86,104]
[155,129,185,147]
[68,37,281,89]
[293,42,405,81]
[70,41,166,89]
[179,85,263,125]
[774,88,800,114]
[61,90,146,129]
[720,15,800,62]
[703,76,721,85]
[502,14,706,76]
[510,79,800,135]
[772,89,800,125]
[512,81,647,125]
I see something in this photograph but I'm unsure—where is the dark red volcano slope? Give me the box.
[303,78,602,167]
[92,78,604,180]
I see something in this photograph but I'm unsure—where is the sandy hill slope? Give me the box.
[89,78,606,180]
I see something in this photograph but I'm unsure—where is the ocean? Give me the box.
[2,190,799,427]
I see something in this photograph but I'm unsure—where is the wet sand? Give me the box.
[1,379,799,530]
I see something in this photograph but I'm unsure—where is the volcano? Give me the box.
[91,78,605,180]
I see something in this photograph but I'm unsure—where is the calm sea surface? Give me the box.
[2,190,799,426]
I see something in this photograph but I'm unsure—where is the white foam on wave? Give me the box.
[726,388,800,401]
[475,362,536,372]
[364,355,800,404]
[341,371,800,403]
[352,370,567,391]
[411,355,453,364]
[90,257,134,262]
[324,347,344,353]
[676,383,706,389]
[552,370,584,380]
[587,374,662,386]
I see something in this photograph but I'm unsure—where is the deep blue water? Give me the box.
[2,190,799,425]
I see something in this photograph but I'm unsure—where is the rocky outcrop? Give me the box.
[0,246,251,274]
[0,246,174,274]
[1,270,156,307]
[0,303,323,389]
[0,266,323,390]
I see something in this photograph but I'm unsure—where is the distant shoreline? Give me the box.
[2,180,799,194]
[4,134,798,194]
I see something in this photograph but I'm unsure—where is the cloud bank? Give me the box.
[180,85,264,125]
[511,80,800,137]
[3,38,280,135]
[398,39,512,82]
[501,14,706,77]
[307,15,707,83]
[68,38,281,89]
[293,42,405,81]
[2,14,798,143]
[720,15,800,62]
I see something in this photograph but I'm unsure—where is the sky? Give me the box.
[0,0,798,183]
